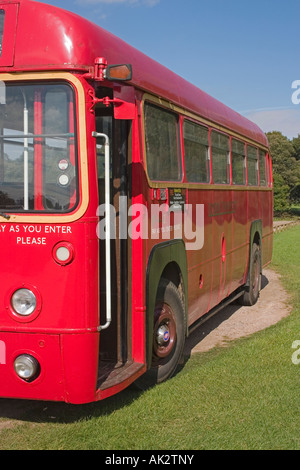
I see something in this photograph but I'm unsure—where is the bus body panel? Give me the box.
[0,331,65,401]
[0,221,99,332]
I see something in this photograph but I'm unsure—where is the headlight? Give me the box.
[11,288,37,316]
[14,355,40,382]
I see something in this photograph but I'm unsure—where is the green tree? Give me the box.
[272,174,290,213]
[266,131,300,211]
[292,134,300,161]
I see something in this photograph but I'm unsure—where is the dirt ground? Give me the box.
[185,268,292,354]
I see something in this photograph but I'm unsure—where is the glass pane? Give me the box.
[0,10,5,58]
[259,150,267,186]
[144,103,181,182]
[183,120,209,183]
[211,131,230,184]
[231,139,245,185]
[247,145,258,186]
[0,83,78,212]
[211,131,230,151]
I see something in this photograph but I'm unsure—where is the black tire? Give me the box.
[135,278,186,390]
[239,242,261,306]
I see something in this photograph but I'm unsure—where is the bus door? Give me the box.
[93,104,129,377]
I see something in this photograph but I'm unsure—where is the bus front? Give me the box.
[0,72,103,403]
[0,0,144,404]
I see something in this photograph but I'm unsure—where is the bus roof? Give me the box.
[0,0,268,147]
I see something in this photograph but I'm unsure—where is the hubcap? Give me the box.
[153,303,176,359]
[156,324,170,346]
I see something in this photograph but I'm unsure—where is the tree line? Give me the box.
[266,131,300,215]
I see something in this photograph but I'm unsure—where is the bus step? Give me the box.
[97,360,144,391]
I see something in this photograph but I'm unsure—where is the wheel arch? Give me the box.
[145,240,188,368]
[246,219,263,286]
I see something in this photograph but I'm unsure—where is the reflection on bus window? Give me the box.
[211,131,230,184]
[231,139,246,185]
[0,83,78,212]
[144,102,182,182]
[259,150,267,186]
[95,116,112,180]
[183,120,210,183]
[0,10,5,57]
[247,145,258,186]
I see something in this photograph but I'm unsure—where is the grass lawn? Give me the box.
[0,226,299,450]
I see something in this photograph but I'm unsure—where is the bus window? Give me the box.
[247,145,258,186]
[259,149,267,186]
[183,120,210,183]
[95,116,112,180]
[231,139,246,185]
[0,83,78,212]
[211,131,230,184]
[144,102,182,182]
[0,10,4,57]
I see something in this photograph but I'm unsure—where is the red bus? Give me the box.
[0,0,272,404]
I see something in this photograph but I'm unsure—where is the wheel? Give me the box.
[239,242,261,306]
[135,278,186,390]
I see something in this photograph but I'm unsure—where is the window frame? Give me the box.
[182,118,210,184]
[231,137,246,186]
[210,129,230,185]
[0,80,79,214]
[246,144,258,186]
[143,101,183,183]
[258,149,267,187]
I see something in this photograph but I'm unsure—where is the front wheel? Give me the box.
[135,278,186,390]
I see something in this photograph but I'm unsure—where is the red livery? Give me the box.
[0,0,272,403]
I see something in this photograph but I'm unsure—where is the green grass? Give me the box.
[0,226,300,450]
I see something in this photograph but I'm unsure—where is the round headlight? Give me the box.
[11,288,37,316]
[14,355,40,382]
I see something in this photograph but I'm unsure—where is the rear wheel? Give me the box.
[135,278,186,390]
[239,242,261,306]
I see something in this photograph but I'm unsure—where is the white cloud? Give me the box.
[242,107,300,140]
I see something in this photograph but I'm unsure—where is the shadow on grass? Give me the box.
[0,386,145,425]
[0,275,269,426]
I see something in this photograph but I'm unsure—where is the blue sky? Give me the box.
[40,0,300,139]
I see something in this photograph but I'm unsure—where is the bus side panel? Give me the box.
[261,190,273,266]
[61,333,99,404]
[248,190,261,242]
[186,189,213,325]
[231,190,248,291]
[210,190,233,309]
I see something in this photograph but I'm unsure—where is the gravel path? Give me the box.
[185,268,291,354]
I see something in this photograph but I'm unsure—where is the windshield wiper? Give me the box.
[0,212,11,220]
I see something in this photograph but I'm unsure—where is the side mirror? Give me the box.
[105,64,132,82]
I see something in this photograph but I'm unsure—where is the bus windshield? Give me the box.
[0,82,78,213]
